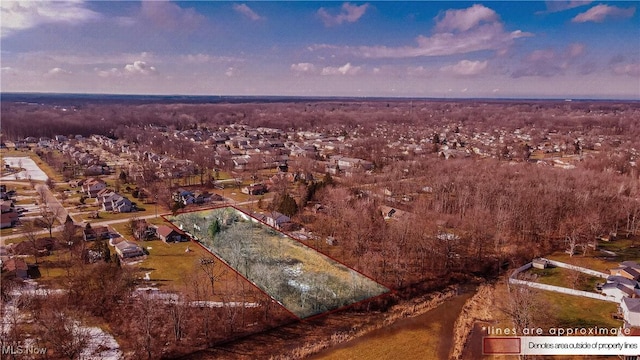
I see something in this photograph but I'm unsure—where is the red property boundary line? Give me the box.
[161,204,395,321]
[161,208,301,321]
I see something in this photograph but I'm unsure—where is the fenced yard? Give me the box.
[168,207,389,318]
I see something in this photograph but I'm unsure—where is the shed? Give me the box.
[532,258,549,270]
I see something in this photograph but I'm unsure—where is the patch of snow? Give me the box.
[80,326,122,360]
[1,157,49,181]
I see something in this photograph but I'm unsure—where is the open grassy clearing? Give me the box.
[546,252,618,273]
[169,207,389,318]
[598,238,640,262]
[529,267,600,292]
[540,291,621,329]
[136,239,208,290]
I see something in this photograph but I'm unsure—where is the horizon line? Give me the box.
[1,91,639,103]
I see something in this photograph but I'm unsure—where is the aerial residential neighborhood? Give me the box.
[2,1,640,359]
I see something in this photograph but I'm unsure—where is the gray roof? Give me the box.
[622,297,640,313]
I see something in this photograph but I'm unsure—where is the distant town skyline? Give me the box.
[1,1,638,99]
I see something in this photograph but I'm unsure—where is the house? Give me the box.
[610,262,640,281]
[105,194,133,213]
[262,211,291,230]
[241,183,267,195]
[83,226,110,241]
[156,225,187,243]
[621,298,640,327]
[603,282,636,302]
[337,157,374,171]
[232,157,249,170]
[1,258,29,279]
[82,177,107,198]
[114,240,144,259]
[0,212,19,229]
[132,219,155,241]
[174,189,195,206]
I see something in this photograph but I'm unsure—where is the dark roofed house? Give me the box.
[83,226,110,241]
[0,212,19,229]
[2,258,29,279]
[156,225,187,243]
[610,263,640,281]
[241,183,267,195]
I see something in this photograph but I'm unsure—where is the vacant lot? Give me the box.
[169,207,389,318]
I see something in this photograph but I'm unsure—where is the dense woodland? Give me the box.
[2,99,640,358]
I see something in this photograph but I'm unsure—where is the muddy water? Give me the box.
[462,322,490,360]
[310,290,475,360]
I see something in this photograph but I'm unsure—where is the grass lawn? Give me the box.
[598,238,640,262]
[136,239,212,291]
[529,267,600,292]
[14,198,37,205]
[546,252,618,273]
[1,228,23,240]
[541,291,621,329]
[77,206,164,223]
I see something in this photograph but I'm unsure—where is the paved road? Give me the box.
[35,184,69,224]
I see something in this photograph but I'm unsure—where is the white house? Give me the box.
[82,178,107,198]
[621,298,640,327]
[114,240,144,259]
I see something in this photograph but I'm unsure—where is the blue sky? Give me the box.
[1,1,638,98]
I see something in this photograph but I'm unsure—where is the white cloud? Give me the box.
[435,4,498,33]
[180,54,241,64]
[356,23,531,58]
[41,52,153,66]
[233,3,262,21]
[440,60,488,76]
[291,63,316,74]
[140,1,205,30]
[541,1,592,13]
[312,5,531,59]
[225,67,236,77]
[321,63,361,75]
[513,43,589,78]
[97,67,121,78]
[613,63,640,77]
[1,0,100,38]
[317,2,369,27]
[45,67,72,76]
[565,43,585,58]
[407,66,431,77]
[98,61,158,78]
[572,4,635,23]
[124,61,157,75]
[1,67,17,76]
